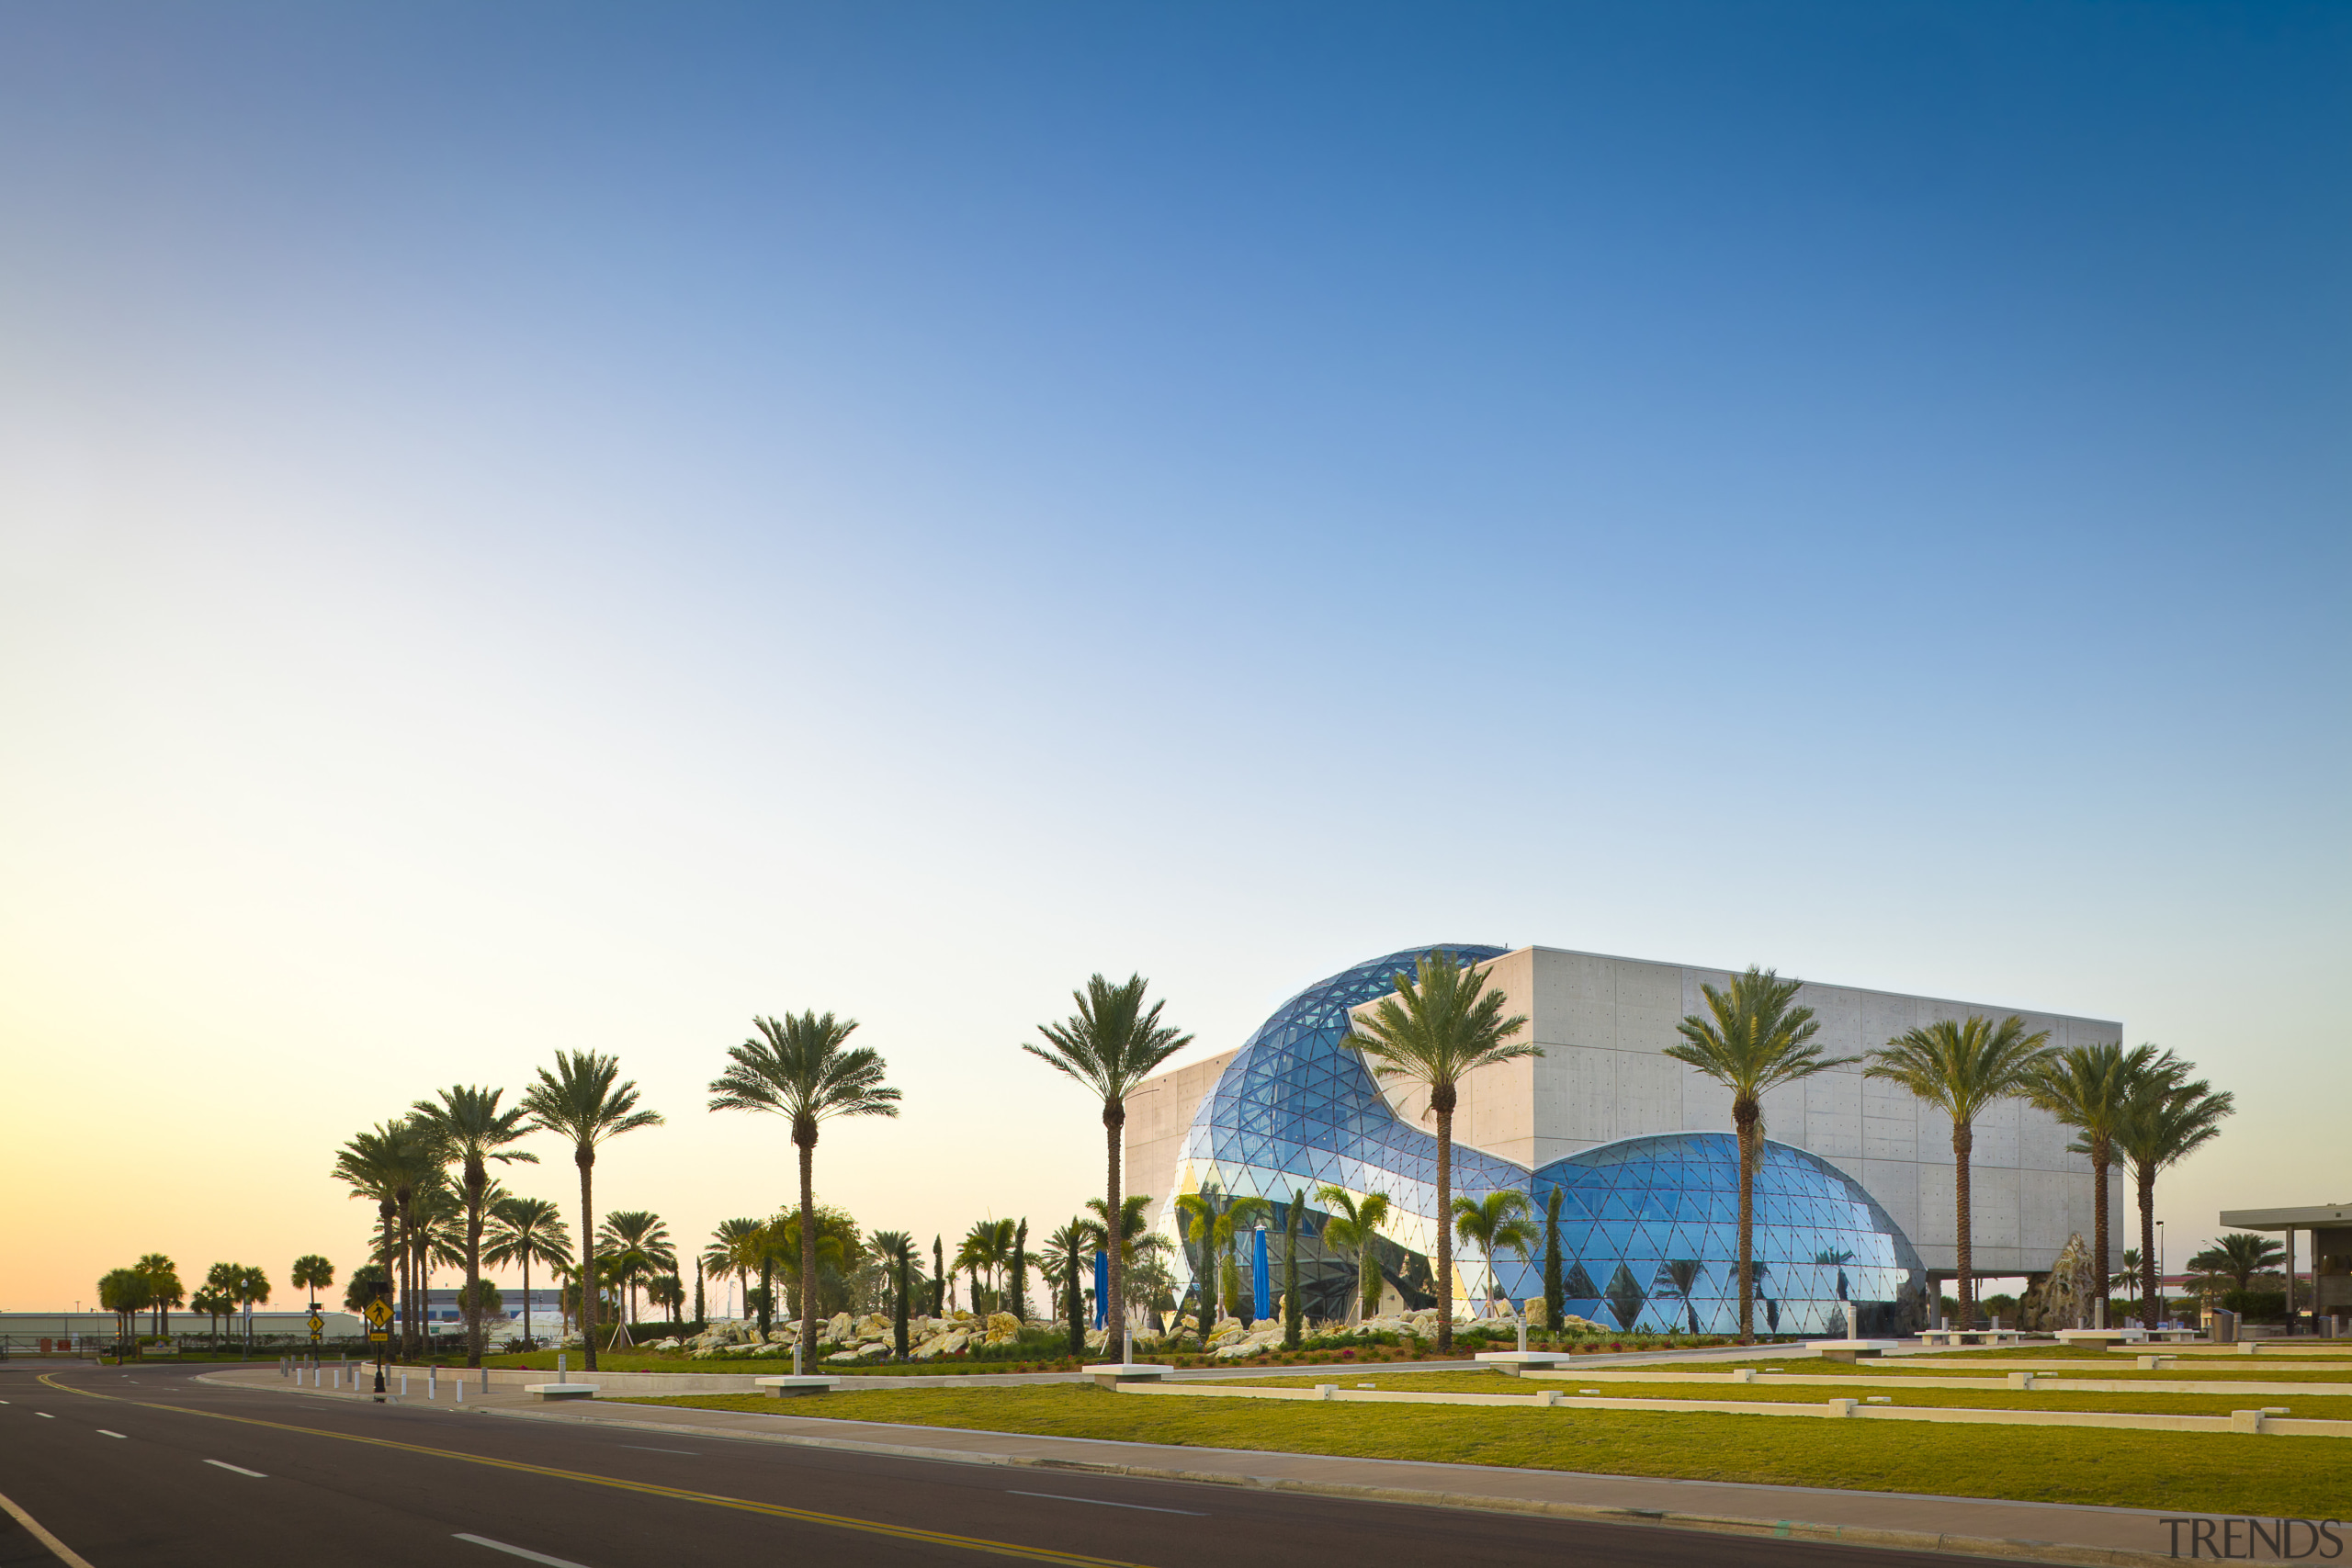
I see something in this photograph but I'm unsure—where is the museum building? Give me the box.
[1123,944,2123,1335]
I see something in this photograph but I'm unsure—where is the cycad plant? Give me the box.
[1316,1186,1393,1323]
[2030,1042,2168,1328]
[1452,1190,1538,1318]
[2114,1068,2233,1328]
[1664,967,1853,1343]
[521,1050,665,1371]
[410,1085,538,1367]
[1343,951,1536,1352]
[710,1011,900,1361]
[1866,1014,2054,1330]
[1023,974,1193,1350]
[485,1196,571,1347]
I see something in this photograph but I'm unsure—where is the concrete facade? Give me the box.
[1361,946,2125,1279]
[1123,1048,1236,1215]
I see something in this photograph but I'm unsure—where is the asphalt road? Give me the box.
[0,1360,1954,1568]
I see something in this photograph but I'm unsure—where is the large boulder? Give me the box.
[983,1313,1023,1345]
[824,1312,854,1344]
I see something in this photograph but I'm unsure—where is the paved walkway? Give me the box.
[203,1365,2213,1564]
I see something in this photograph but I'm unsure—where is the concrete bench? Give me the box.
[1919,1329,2025,1347]
[754,1376,841,1397]
[1807,1339,1899,1362]
[524,1383,597,1402]
[1083,1362,1173,1389]
[1474,1351,1573,1374]
[2056,1328,2146,1347]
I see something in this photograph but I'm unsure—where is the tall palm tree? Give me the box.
[597,1210,678,1329]
[1451,1190,1538,1318]
[709,1011,900,1361]
[2188,1233,2283,1294]
[410,1085,539,1368]
[869,1231,918,1358]
[1664,967,1853,1343]
[289,1254,334,1309]
[703,1217,767,1323]
[233,1265,271,1350]
[485,1196,571,1348]
[521,1050,665,1371]
[1023,974,1193,1351]
[135,1255,183,1339]
[1866,1014,2054,1330]
[2114,1070,2233,1329]
[1344,951,1536,1352]
[2029,1042,2169,1328]
[98,1269,152,1357]
[1316,1186,1393,1324]
[332,1121,432,1356]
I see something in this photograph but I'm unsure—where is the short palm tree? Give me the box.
[522,1050,665,1371]
[1025,974,1192,1348]
[1664,967,1853,1343]
[2114,1247,2143,1303]
[2114,1068,2233,1328]
[2029,1042,2168,1328]
[1866,1014,2053,1330]
[2188,1232,2282,1293]
[1452,1190,1538,1317]
[709,1011,900,1361]
[410,1085,539,1367]
[98,1268,152,1355]
[484,1196,570,1347]
[957,1219,1016,1315]
[1041,1220,1092,1355]
[597,1210,678,1329]
[645,1274,685,1322]
[135,1254,183,1339]
[1343,951,1535,1352]
[1306,1188,1385,1325]
[702,1217,767,1323]
[1173,1190,1273,1321]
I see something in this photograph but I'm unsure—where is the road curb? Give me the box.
[463,1402,2177,1567]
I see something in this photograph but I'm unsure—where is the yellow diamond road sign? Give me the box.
[364,1299,392,1328]
[307,1314,324,1334]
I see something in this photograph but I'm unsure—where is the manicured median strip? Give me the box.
[616,1384,2351,1517]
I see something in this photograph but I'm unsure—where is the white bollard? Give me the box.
[480,1366,489,1395]
[557,1353,567,1380]
[429,1366,436,1400]
[456,1380,464,1404]
[401,1373,409,1397]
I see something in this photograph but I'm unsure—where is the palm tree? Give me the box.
[289,1255,334,1310]
[646,1274,685,1323]
[521,1050,665,1371]
[2188,1233,2283,1294]
[97,1269,152,1357]
[1344,950,1537,1352]
[410,1085,539,1369]
[1665,967,1854,1343]
[1866,1014,2054,1330]
[190,1286,232,1347]
[1283,1190,1305,1348]
[597,1211,678,1330]
[2115,1070,2233,1329]
[1023,974,1193,1351]
[2030,1042,2169,1328]
[233,1265,271,1351]
[332,1121,431,1355]
[1041,1220,1092,1356]
[133,1255,181,1339]
[1451,1190,1538,1318]
[709,1011,899,1361]
[1174,1190,1273,1321]
[869,1231,918,1358]
[703,1217,767,1324]
[485,1196,571,1348]
[1316,1186,1394,1324]
[957,1219,1015,1315]
[2114,1247,2143,1303]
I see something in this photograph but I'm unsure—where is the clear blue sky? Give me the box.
[2,3,2344,1305]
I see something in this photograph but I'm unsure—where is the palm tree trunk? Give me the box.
[2138,1163,2160,1332]
[577,1152,598,1372]
[1102,1103,1125,1355]
[797,1134,819,1361]
[1734,1097,1758,1342]
[464,1158,486,1369]
[1953,1122,1975,1329]
[2091,1132,2110,1329]
[521,1248,533,1350]
[1434,1101,1455,1354]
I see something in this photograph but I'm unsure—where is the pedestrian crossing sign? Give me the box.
[364,1299,392,1328]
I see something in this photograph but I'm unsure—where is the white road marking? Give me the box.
[454,1533,596,1566]
[96,1430,128,1439]
[204,1460,266,1477]
[1006,1490,1204,1516]
[0,1486,99,1568]
[35,1412,53,1419]
[616,1444,695,1454]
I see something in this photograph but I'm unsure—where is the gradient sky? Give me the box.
[3,3,2345,1312]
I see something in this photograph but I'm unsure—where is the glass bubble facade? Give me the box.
[1162,946,1923,1333]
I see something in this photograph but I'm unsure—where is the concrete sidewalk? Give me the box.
[199,1365,2224,1566]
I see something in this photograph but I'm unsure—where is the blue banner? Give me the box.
[1251,1226,1271,1322]
[1092,1249,1109,1331]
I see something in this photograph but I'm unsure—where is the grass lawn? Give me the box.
[616,1384,2350,1517]
[1218,1370,2352,1416]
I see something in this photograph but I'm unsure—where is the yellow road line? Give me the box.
[36,1373,1140,1566]
[0,1485,98,1568]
